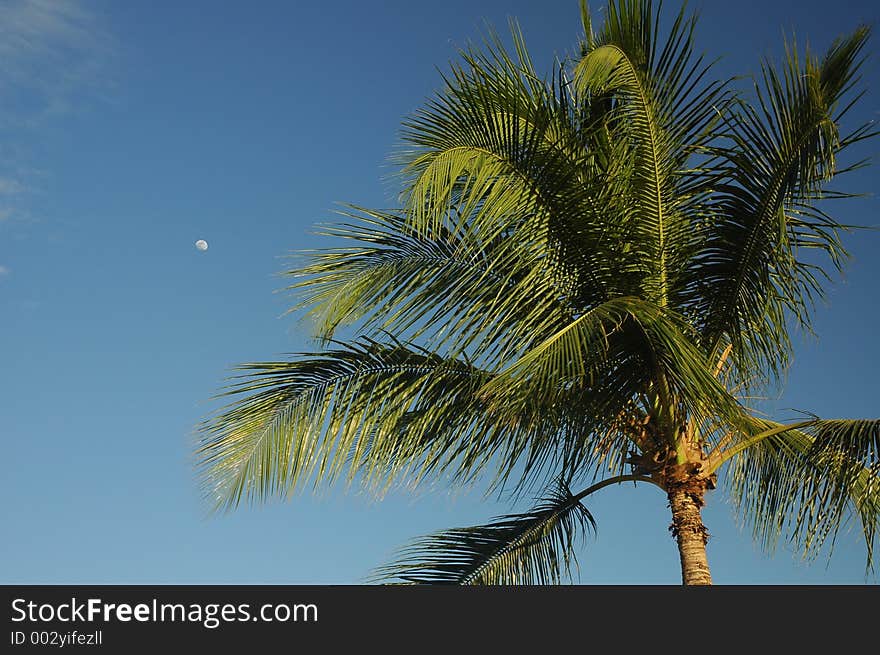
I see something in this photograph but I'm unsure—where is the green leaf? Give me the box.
[372,478,597,584]
[574,0,731,307]
[695,26,872,385]
[284,206,574,362]
[723,418,880,571]
[478,296,747,443]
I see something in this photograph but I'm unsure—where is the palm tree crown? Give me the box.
[196,0,879,585]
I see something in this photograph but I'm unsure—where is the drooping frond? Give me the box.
[196,337,634,509]
[196,338,495,509]
[372,478,597,584]
[695,26,873,384]
[723,418,880,570]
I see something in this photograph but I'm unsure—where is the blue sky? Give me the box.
[1,0,878,585]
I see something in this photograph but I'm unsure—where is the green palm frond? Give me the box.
[696,27,873,384]
[479,297,746,442]
[284,206,575,365]
[372,478,597,584]
[196,338,495,508]
[575,0,731,307]
[196,337,628,508]
[397,20,645,320]
[723,418,880,570]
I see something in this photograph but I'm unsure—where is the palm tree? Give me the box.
[196,0,879,585]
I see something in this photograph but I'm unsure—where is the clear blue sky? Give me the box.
[1,0,878,585]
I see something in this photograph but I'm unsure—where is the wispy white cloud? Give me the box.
[0,265,10,276]
[0,0,114,124]
[0,175,30,225]
[0,1,114,225]
[0,177,25,194]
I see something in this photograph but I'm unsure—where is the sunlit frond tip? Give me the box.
[726,418,880,573]
[370,480,596,585]
[193,336,495,512]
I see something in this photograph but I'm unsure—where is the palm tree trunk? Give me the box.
[667,485,712,585]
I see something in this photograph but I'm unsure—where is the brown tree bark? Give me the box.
[667,483,713,585]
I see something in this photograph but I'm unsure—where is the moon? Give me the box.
[195,239,208,251]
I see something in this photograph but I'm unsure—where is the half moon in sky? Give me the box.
[195,239,208,251]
